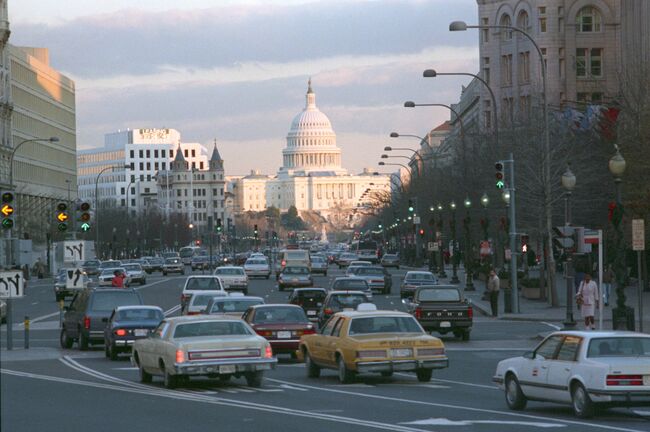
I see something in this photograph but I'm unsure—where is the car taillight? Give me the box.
[264,345,273,358]
[256,330,273,337]
[324,308,333,315]
[606,374,643,386]
[83,316,91,329]
[467,306,473,319]
[176,349,185,363]
[281,260,286,267]
[414,307,422,320]
[295,327,316,336]
[114,329,127,336]
[188,311,200,315]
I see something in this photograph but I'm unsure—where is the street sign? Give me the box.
[64,240,85,262]
[413,216,421,225]
[0,271,24,298]
[66,268,84,289]
[555,238,574,249]
[427,242,436,251]
[505,248,512,261]
[632,219,645,251]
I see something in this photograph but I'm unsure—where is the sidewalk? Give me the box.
[410,264,650,332]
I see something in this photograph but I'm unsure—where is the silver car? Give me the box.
[98,268,131,287]
[310,256,328,275]
[243,258,271,279]
[123,263,147,285]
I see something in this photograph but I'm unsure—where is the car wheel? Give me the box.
[245,371,264,388]
[505,375,527,410]
[163,271,167,276]
[571,382,595,418]
[135,354,152,383]
[380,371,393,378]
[109,343,118,361]
[415,368,432,382]
[305,350,320,378]
[60,328,73,349]
[337,356,354,384]
[164,369,177,389]
[79,330,89,351]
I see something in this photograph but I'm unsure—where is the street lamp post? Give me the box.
[449,201,460,284]
[463,197,474,290]
[501,189,513,312]
[608,146,632,330]
[436,203,447,279]
[561,164,577,329]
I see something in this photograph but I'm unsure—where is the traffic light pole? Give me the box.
[506,153,519,314]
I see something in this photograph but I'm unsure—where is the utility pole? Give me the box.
[505,154,519,313]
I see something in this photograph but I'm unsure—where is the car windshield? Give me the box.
[246,259,267,265]
[355,267,384,276]
[165,258,181,264]
[191,293,227,306]
[383,255,397,259]
[83,260,100,267]
[284,267,309,275]
[216,268,245,276]
[587,337,650,357]
[286,251,307,260]
[406,273,435,281]
[100,261,122,269]
[173,321,252,338]
[418,289,461,302]
[117,308,163,321]
[330,294,368,309]
[185,278,222,291]
[123,264,142,271]
[348,316,423,335]
[90,292,141,311]
[209,299,264,313]
[341,254,357,259]
[333,280,368,290]
[100,269,122,277]
[253,307,308,324]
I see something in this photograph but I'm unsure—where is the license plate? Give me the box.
[390,348,413,357]
[219,365,236,374]
[134,329,148,337]
[644,375,650,386]
[292,278,298,282]
[440,321,451,328]
[277,331,291,339]
[307,310,316,316]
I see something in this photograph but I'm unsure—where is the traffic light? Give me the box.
[216,218,222,233]
[195,239,201,246]
[254,224,259,238]
[272,231,278,240]
[378,224,382,230]
[78,202,91,232]
[56,202,68,232]
[1,191,15,230]
[408,199,414,213]
[521,234,529,253]
[495,162,505,189]
[418,228,425,238]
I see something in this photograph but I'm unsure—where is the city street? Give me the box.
[2,266,648,432]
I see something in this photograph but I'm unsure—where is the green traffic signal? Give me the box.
[57,223,67,232]
[80,222,91,232]
[2,218,14,229]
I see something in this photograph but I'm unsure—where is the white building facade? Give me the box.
[232,81,391,222]
[77,128,208,215]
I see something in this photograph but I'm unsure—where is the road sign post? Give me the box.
[0,270,24,351]
[632,219,645,333]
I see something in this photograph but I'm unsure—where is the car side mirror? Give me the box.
[523,351,535,359]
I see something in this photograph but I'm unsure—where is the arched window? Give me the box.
[500,14,513,40]
[517,10,529,31]
[576,6,602,32]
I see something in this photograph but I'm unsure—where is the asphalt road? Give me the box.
[1,266,648,432]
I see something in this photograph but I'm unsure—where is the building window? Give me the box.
[139,162,144,170]
[184,149,189,157]
[501,54,513,86]
[169,150,173,158]
[481,17,489,43]
[146,162,151,170]
[120,187,125,194]
[162,162,166,170]
[129,150,134,158]
[519,51,530,83]
[576,48,603,78]
[500,14,512,40]
[154,162,159,170]
[576,7,602,32]
[191,149,196,157]
[199,162,204,170]
[519,95,531,119]
[517,10,529,31]
[538,6,547,33]
[146,150,150,158]
[139,150,144,158]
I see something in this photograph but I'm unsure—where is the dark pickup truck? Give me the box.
[403,285,473,341]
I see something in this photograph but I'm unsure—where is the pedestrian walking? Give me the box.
[487,269,500,317]
[602,265,613,306]
[576,273,599,330]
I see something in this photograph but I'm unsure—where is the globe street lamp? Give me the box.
[561,164,577,329]
[463,197,474,290]
[449,201,460,284]
[608,146,631,330]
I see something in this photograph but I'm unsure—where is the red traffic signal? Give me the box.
[418,228,425,237]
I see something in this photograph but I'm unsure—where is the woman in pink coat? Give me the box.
[577,273,599,330]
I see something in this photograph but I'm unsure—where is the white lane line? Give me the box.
[17,311,60,326]
[393,373,497,390]
[2,368,431,432]
[541,322,562,331]
[113,367,139,371]
[264,378,646,432]
[135,278,182,291]
[445,348,529,352]
[401,418,564,428]
[164,305,181,316]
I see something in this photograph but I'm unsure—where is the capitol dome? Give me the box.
[281,79,344,174]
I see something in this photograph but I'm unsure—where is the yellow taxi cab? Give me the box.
[298,305,448,383]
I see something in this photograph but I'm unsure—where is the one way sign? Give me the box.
[66,268,85,290]
[0,271,24,298]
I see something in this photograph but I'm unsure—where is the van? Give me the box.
[275,249,311,278]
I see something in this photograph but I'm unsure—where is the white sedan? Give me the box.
[243,258,271,279]
[493,331,650,418]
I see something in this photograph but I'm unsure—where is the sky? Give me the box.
[10,0,479,175]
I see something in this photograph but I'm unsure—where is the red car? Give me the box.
[242,304,315,356]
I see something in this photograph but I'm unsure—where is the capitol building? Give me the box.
[232,80,391,220]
